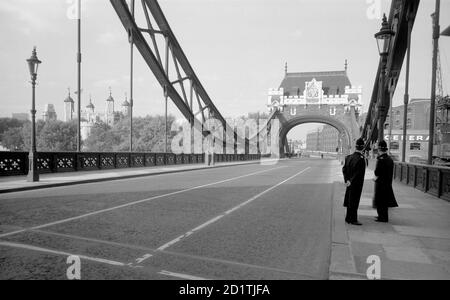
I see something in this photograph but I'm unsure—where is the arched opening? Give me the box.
[278,115,352,158]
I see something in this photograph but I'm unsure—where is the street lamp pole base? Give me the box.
[27,152,39,182]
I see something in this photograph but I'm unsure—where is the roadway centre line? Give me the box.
[0,241,126,267]
[0,166,285,239]
[28,228,318,278]
[156,167,311,251]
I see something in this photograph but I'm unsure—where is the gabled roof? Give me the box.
[280,70,351,97]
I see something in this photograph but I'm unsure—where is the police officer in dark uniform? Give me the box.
[342,138,366,225]
[372,140,398,222]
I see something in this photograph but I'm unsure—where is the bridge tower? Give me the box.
[268,67,363,157]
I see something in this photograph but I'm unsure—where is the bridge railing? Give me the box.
[0,151,262,177]
[394,162,450,202]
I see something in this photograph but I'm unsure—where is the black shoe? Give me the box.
[375,219,388,223]
[349,221,363,226]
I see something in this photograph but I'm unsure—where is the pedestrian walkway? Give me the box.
[0,159,280,194]
[330,163,450,280]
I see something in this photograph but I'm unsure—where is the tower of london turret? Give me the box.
[64,89,74,122]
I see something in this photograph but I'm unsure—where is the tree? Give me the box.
[0,118,28,137]
[83,115,177,153]
[84,122,119,152]
[1,127,25,151]
[1,120,77,152]
[36,120,77,151]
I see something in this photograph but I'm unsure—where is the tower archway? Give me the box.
[278,115,352,157]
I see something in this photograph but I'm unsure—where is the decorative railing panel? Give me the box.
[394,162,449,202]
[56,154,76,172]
[401,164,408,184]
[395,163,402,181]
[156,153,165,166]
[37,153,53,174]
[131,154,145,168]
[0,151,262,177]
[166,154,175,165]
[145,154,156,166]
[416,166,426,191]
[427,168,440,197]
[0,152,28,176]
[79,154,100,171]
[408,165,415,187]
[440,169,450,201]
[100,153,115,169]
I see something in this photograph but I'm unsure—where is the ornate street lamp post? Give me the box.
[428,0,441,165]
[375,14,395,144]
[26,47,42,182]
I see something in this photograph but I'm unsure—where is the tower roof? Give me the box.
[279,70,351,97]
[64,89,74,103]
[122,94,130,107]
[107,87,114,102]
[86,96,95,109]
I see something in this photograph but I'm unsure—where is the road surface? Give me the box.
[0,158,342,280]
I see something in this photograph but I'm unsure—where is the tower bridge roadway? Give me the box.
[0,158,343,280]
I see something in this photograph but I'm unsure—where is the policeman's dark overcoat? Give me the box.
[342,152,366,207]
[372,153,398,208]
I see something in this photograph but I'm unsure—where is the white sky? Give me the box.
[0,0,449,141]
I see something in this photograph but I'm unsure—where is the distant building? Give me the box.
[81,96,98,141]
[306,126,339,153]
[306,128,321,152]
[64,90,75,122]
[385,98,430,131]
[42,104,57,122]
[73,89,127,141]
[384,98,430,162]
[121,96,131,117]
[321,126,340,152]
[105,91,115,126]
[11,113,29,121]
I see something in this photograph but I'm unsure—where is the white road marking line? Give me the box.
[17,228,317,278]
[0,166,285,239]
[156,167,311,252]
[135,254,153,264]
[0,241,126,267]
[159,270,208,280]
[161,249,319,279]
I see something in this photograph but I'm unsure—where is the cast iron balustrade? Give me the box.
[0,151,263,177]
[394,162,450,202]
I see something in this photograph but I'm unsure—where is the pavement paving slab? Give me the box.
[329,161,450,280]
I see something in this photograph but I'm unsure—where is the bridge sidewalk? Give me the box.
[329,164,450,280]
[0,159,278,194]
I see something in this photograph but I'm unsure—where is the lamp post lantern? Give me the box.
[26,47,42,182]
[375,14,395,144]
